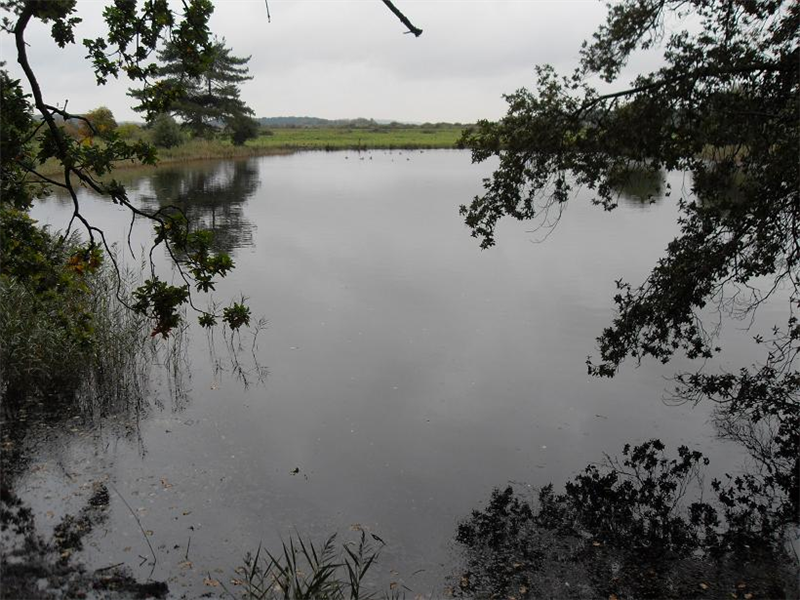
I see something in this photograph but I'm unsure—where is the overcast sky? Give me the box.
[0,1,664,123]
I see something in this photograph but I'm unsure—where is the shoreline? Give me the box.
[34,127,465,177]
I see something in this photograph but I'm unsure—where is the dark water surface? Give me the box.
[23,151,766,596]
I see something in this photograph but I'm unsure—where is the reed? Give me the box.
[229,531,401,600]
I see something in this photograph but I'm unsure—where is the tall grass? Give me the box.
[0,248,150,412]
[229,532,403,600]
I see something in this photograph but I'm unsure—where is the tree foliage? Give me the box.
[130,38,254,138]
[455,441,798,599]
[1,0,249,336]
[460,0,799,525]
[227,113,260,146]
[0,0,424,337]
[150,112,183,148]
[80,106,117,140]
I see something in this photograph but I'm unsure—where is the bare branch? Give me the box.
[380,0,422,37]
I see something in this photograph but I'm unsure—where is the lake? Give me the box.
[21,150,765,596]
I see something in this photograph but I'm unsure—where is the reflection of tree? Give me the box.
[453,439,799,599]
[607,164,665,206]
[140,159,260,256]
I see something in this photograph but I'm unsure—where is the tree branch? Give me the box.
[380,0,422,37]
[574,61,787,118]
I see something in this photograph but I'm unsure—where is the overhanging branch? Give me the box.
[381,0,422,37]
[574,61,786,118]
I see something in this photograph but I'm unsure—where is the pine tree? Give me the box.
[131,38,254,137]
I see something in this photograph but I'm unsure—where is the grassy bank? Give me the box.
[36,126,465,177]
[250,125,464,150]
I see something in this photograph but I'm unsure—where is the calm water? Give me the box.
[22,151,766,596]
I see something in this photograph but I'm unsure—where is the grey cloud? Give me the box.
[1,0,661,123]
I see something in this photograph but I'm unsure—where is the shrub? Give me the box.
[80,106,117,140]
[116,122,145,141]
[150,113,183,148]
[227,114,259,146]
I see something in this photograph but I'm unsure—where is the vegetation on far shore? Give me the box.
[35,123,466,177]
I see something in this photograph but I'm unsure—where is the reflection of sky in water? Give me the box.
[23,151,784,595]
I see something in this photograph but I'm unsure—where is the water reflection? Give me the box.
[138,159,260,255]
[40,159,260,256]
[608,165,666,207]
[26,152,760,596]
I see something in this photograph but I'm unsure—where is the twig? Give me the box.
[109,482,157,578]
[94,562,125,573]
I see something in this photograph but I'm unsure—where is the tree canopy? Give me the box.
[461,0,798,526]
[130,38,255,139]
[80,106,118,140]
[1,0,422,337]
[1,0,249,336]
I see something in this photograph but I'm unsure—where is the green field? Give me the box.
[35,126,466,177]
[248,126,464,150]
